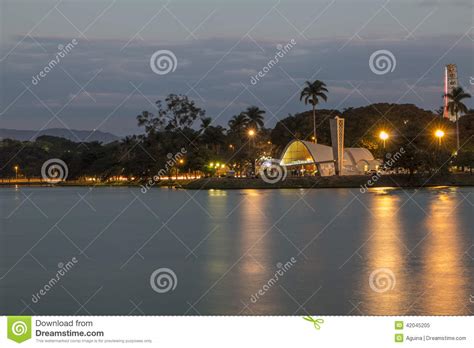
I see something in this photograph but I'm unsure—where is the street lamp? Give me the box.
[247,129,256,175]
[379,131,389,149]
[435,129,445,146]
[14,165,19,180]
[177,159,185,179]
[247,129,256,148]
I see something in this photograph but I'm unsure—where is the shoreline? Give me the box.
[1,174,473,190]
[181,174,474,190]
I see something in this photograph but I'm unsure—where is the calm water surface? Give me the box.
[1,186,473,315]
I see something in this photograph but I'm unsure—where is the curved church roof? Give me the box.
[280,140,334,166]
[280,140,376,167]
[344,148,375,164]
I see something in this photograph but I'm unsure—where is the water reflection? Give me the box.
[362,193,407,314]
[208,189,227,197]
[238,191,271,274]
[204,190,231,294]
[238,191,274,311]
[420,190,468,315]
[1,187,472,315]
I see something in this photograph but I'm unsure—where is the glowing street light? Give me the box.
[248,129,256,150]
[435,129,445,146]
[247,129,257,174]
[14,165,19,180]
[379,131,389,148]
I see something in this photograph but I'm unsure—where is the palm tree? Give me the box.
[445,86,471,151]
[199,117,212,133]
[228,113,249,134]
[300,80,328,143]
[120,135,137,161]
[242,106,265,131]
[201,125,226,154]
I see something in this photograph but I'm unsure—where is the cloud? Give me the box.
[1,35,472,135]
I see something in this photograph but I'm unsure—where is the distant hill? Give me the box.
[0,128,120,143]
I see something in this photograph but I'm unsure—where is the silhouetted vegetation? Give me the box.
[1,92,473,181]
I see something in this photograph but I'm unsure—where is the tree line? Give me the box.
[1,81,473,180]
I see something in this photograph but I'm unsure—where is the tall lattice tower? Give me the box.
[443,64,458,122]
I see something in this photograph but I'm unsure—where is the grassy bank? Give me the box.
[181,174,474,190]
[0,179,195,188]
[2,174,473,190]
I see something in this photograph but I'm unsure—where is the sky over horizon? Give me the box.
[1,0,473,136]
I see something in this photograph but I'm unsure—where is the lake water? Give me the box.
[0,186,473,315]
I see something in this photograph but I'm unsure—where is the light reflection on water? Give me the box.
[0,187,472,315]
[420,191,468,315]
[362,193,408,315]
[360,188,471,315]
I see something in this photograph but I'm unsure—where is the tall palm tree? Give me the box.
[199,117,212,133]
[198,117,212,150]
[445,86,471,151]
[120,135,137,161]
[242,106,265,131]
[228,113,249,133]
[300,80,328,143]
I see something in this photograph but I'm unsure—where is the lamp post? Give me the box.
[14,165,19,180]
[248,129,256,175]
[247,129,256,150]
[177,159,185,179]
[379,131,389,149]
[435,129,445,147]
[209,162,215,177]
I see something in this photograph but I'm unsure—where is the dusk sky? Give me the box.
[1,0,473,136]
